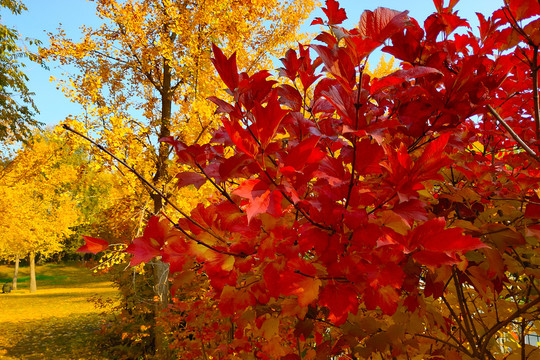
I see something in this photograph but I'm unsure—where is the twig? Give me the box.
[486,105,540,162]
[532,46,540,153]
[479,296,540,356]
[62,124,239,252]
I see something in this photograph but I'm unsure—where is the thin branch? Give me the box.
[415,333,473,357]
[532,46,540,153]
[63,124,238,252]
[441,294,474,351]
[486,104,540,162]
[345,64,365,209]
[452,270,479,356]
[479,296,540,356]
[453,270,479,345]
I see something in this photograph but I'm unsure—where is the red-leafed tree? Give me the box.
[81,0,540,358]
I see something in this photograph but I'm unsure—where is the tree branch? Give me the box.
[479,296,540,356]
[532,46,539,153]
[62,124,240,252]
[415,333,474,357]
[486,104,540,162]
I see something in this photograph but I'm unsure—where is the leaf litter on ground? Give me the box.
[0,262,118,359]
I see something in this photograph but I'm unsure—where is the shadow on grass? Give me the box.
[0,313,111,360]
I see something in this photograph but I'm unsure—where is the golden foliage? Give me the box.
[0,130,81,259]
[41,0,317,241]
[366,55,396,78]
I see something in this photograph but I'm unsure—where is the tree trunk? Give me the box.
[150,45,173,360]
[12,254,19,290]
[29,251,37,293]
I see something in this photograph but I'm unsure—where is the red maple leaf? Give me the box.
[251,91,288,149]
[507,0,540,21]
[176,171,206,189]
[358,7,411,43]
[77,236,109,254]
[233,179,282,222]
[319,283,358,325]
[408,218,487,266]
[311,0,347,26]
[211,44,239,91]
[126,216,170,266]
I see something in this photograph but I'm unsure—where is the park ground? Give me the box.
[0,262,118,359]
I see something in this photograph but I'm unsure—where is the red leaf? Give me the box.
[233,179,268,201]
[222,118,258,157]
[523,18,540,46]
[233,180,282,222]
[526,224,540,238]
[364,285,399,314]
[525,195,540,219]
[283,136,325,171]
[126,216,170,266]
[126,236,162,266]
[314,156,347,186]
[344,36,382,61]
[252,91,288,148]
[433,0,443,13]
[237,71,277,111]
[176,171,206,189]
[277,84,303,112]
[408,218,487,262]
[413,250,460,266]
[411,132,453,183]
[211,44,239,92]
[219,285,256,316]
[359,7,411,43]
[320,83,356,122]
[507,0,540,21]
[370,75,405,94]
[311,17,324,26]
[207,96,237,115]
[393,199,428,225]
[162,236,189,274]
[77,236,109,254]
[370,66,442,94]
[315,0,347,26]
[278,49,301,80]
[319,283,358,325]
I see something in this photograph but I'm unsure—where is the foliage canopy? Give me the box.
[79,0,540,359]
[0,0,41,142]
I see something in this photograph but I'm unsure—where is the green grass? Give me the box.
[0,262,118,360]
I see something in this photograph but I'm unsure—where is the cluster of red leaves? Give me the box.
[80,0,540,358]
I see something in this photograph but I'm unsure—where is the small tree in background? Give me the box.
[0,131,81,292]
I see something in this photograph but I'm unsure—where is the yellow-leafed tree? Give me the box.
[0,131,81,292]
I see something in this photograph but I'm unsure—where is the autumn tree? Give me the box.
[0,130,81,292]
[0,0,41,142]
[76,0,540,358]
[45,0,316,355]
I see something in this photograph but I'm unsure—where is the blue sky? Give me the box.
[2,0,504,128]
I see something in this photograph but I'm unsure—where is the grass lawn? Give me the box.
[0,262,118,360]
